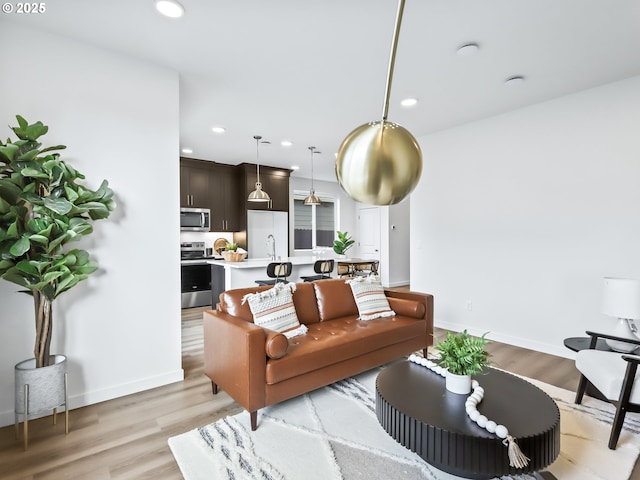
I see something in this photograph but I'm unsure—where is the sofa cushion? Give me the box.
[387,297,425,319]
[243,282,302,333]
[219,282,321,325]
[576,349,640,403]
[313,278,359,321]
[265,315,426,384]
[291,281,321,325]
[219,285,269,320]
[265,330,289,359]
[346,275,395,320]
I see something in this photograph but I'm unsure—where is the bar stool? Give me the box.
[300,259,334,282]
[255,262,293,286]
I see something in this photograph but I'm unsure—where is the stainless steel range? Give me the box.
[180,242,222,308]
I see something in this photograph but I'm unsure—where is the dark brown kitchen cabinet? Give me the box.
[240,163,291,212]
[180,158,244,232]
[180,158,211,209]
[209,164,243,232]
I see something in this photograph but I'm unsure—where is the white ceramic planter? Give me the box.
[445,371,471,394]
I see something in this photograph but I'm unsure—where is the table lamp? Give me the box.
[602,277,640,352]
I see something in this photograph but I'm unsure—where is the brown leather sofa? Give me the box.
[203,278,433,430]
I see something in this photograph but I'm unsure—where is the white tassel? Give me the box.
[504,435,530,468]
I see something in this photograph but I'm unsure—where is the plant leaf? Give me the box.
[9,237,30,256]
[44,197,72,215]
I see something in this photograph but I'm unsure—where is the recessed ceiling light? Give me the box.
[457,43,479,56]
[211,126,226,134]
[181,148,193,154]
[505,75,525,86]
[281,140,293,147]
[400,98,418,108]
[155,0,184,18]
[291,165,300,170]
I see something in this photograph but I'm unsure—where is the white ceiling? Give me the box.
[4,0,640,182]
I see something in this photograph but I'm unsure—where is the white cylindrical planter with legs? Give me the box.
[14,354,68,449]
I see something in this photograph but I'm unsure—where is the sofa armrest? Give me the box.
[385,289,434,346]
[203,310,267,413]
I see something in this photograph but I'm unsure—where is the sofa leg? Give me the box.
[250,411,257,431]
[422,348,428,358]
[211,381,219,395]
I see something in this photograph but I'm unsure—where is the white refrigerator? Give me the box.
[247,211,288,259]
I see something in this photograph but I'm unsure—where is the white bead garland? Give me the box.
[408,353,530,469]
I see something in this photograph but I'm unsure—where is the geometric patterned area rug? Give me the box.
[168,366,640,480]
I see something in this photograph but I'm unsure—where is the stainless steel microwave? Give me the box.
[180,207,211,231]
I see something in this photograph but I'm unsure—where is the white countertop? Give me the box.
[208,256,321,269]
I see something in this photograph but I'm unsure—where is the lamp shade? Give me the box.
[602,277,640,320]
[303,192,321,205]
[248,135,271,202]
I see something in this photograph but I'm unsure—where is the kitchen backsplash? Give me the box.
[180,231,234,248]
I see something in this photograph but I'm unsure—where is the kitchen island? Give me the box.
[208,256,322,306]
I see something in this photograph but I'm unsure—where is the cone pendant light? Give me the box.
[248,135,271,202]
[335,0,422,205]
[304,146,322,206]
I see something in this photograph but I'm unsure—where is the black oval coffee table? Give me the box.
[376,361,560,479]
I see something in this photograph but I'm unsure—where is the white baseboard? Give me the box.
[383,280,410,288]
[434,320,575,360]
[0,369,184,428]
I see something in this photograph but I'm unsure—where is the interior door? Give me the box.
[358,206,381,260]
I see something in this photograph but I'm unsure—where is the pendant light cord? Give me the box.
[309,146,315,191]
[382,0,406,121]
[254,135,261,183]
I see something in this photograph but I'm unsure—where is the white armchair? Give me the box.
[575,330,640,449]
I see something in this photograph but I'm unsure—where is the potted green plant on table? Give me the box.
[435,329,491,394]
[332,230,354,257]
[0,115,115,447]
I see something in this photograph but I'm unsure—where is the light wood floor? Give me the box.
[1,302,638,479]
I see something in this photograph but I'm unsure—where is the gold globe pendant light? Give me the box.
[335,0,422,206]
[248,135,271,202]
[303,146,322,206]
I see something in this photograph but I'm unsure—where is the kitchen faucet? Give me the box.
[267,234,276,260]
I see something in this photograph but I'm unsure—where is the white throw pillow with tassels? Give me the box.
[346,275,396,321]
[242,282,307,338]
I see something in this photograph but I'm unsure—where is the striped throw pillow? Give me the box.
[242,283,307,338]
[346,275,396,321]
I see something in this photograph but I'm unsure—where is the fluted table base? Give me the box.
[376,362,560,479]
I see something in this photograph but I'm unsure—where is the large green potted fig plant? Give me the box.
[0,115,115,369]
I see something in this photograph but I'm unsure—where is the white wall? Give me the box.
[0,22,182,426]
[411,75,640,358]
